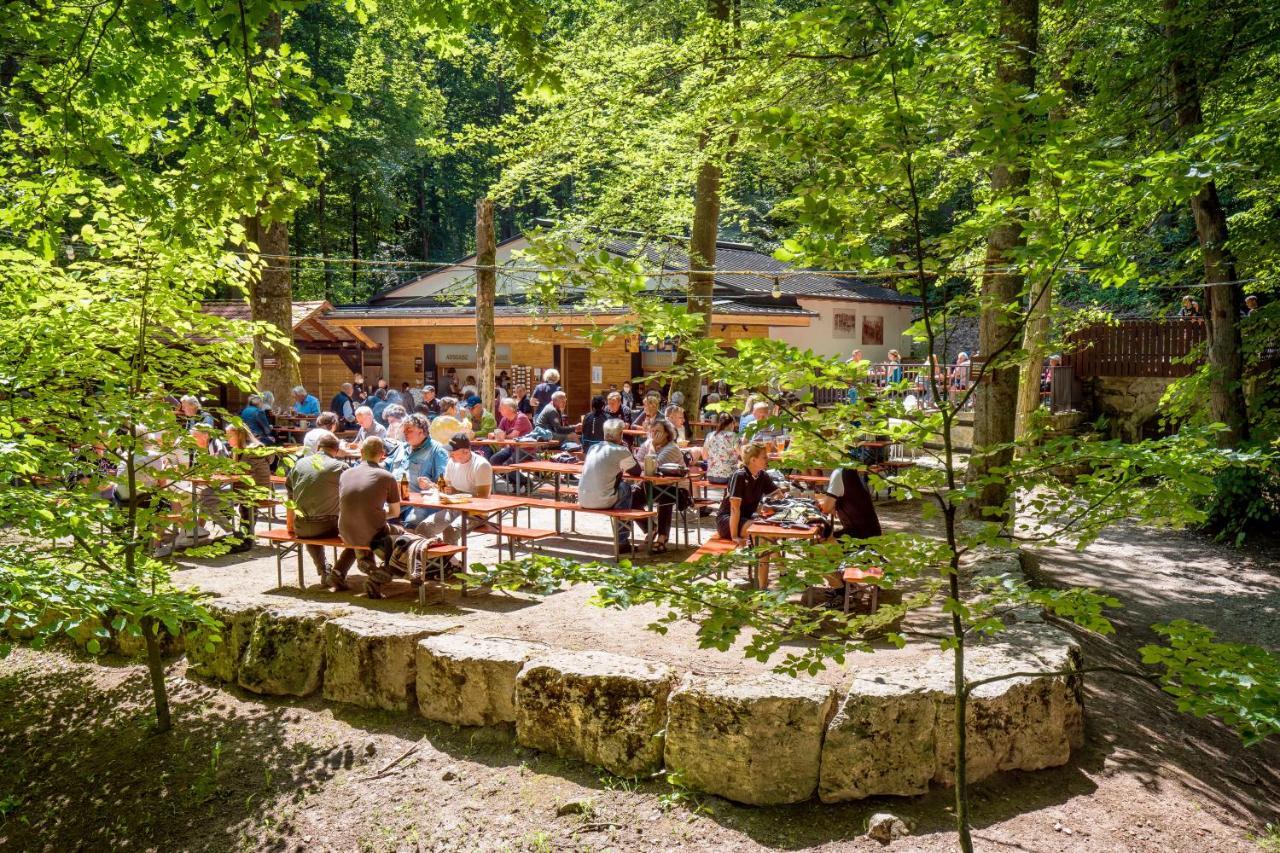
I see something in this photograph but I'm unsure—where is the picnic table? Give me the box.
[623,470,707,546]
[405,491,528,548]
[744,519,826,589]
[507,460,583,502]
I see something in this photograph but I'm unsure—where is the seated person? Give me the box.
[419,385,441,416]
[303,412,339,454]
[338,437,402,598]
[429,397,471,446]
[581,395,608,448]
[383,404,408,443]
[533,391,576,446]
[716,442,784,544]
[240,394,274,445]
[224,424,273,553]
[291,385,321,417]
[385,412,448,529]
[817,467,882,541]
[603,390,632,425]
[464,395,497,436]
[578,418,643,547]
[634,419,688,553]
[416,434,492,545]
[739,400,771,436]
[350,405,387,446]
[702,413,740,484]
[630,392,662,428]
[287,433,355,588]
[490,396,535,471]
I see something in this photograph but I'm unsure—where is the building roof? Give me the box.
[604,237,921,305]
[325,296,814,322]
[202,300,372,346]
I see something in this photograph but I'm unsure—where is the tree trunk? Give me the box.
[966,0,1039,521]
[1015,279,1051,438]
[475,198,497,414]
[141,616,172,733]
[244,12,300,407]
[672,0,733,410]
[1164,0,1249,447]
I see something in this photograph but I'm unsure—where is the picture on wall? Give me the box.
[833,311,858,338]
[862,315,884,346]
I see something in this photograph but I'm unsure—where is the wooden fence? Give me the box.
[1064,319,1206,379]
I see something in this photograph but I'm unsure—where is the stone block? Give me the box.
[322,615,460,711]
[664,674,835,805]
[819,670,940,802]
[185,597,267,683]
[417,635,548,727]
[237,603,348,697]
[515,651,676,778]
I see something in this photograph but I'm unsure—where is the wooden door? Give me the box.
[561,347,592,420]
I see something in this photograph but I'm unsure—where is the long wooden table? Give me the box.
[507,460,583,502]
[404,492,529,548]
[744,520,826,590]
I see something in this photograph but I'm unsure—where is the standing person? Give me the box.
[303,412,340,453]
[1179,294,1202,319]
[578,418,643,549]
[620,381,635,409]
[239,394,274,445]
[951,352,971,390]
[330,382,357,429]
[634,419,687,553]
[291,386,321,417]
[534,390,576,446]
[717,443,783,544]
[415,434,493,545]
[286,433,355,588]
[703,413,741,484]
[1244,294,1260,316]
[385,413,449,529]
[370,389,390,424]
[580,395,608,449]
[532,368,561,412]
[338,437,402,598]
[884,350,904,385]
[351,373,369,403]
[350,405,387,445]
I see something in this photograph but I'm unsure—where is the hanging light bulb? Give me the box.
[771,276,781,299]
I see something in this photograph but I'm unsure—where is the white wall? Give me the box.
[770,299,915,362]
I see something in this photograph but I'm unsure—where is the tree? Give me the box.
[475,197,498,411]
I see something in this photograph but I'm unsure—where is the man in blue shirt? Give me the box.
[291,385,321,417]
[240,394,274,445]
[384,412,448,528]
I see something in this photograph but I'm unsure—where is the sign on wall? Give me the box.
[832,311,858,338]
[591,365,603,384]
[862,316,884,346]
[435,344,512,365]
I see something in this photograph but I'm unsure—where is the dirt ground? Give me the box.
[0,503,1277,852]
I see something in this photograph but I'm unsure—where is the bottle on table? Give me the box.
[399,471,410,501]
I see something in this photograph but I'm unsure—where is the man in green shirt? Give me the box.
[465,395,497,437]
[285,433,353,586]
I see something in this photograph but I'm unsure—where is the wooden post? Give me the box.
[475,198,497,415]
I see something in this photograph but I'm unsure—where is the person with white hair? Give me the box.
[239,394,274,445]
[291,385,320,417]
[350,405,387,445]
[178,395,215,430]
[532,368,561,412]
[738,400,771,434]
[534,389,575,446]
[578,418,643,549]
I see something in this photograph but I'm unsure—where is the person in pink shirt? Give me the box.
[488,397,535,467]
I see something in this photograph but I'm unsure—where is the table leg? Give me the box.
[297,548,304,588]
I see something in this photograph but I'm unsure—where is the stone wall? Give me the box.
[184,555,1084,806]
[1089,376,1177,441]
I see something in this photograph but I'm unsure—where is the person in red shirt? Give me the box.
[489,396,535,468]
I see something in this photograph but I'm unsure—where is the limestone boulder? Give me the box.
[417,635,548,727]
[819,670,940,802]
[819,625,1084,803]
[185,597,267,683]
[237,603,348,697]
[664,674,835,805]
[932,626,1084,785]
[322,615,461,711]
[515,651,676,777]
[114,623,185,660]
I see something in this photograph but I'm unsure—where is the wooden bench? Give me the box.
[518,497,657,560]
[255,528,465,602]
[496,526,558,559]
[842,566,884,614]
[684,536,738,563]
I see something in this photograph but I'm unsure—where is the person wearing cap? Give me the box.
[414,434,493,545]
[428,397,471,446]
[464,394,497,437]
[419,384,440,416]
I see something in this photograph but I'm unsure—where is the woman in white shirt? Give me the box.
[702,413,740,484]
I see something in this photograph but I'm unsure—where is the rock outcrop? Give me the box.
[238,603,348,697]
[185,597,267,683]
[322,615,460,711]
